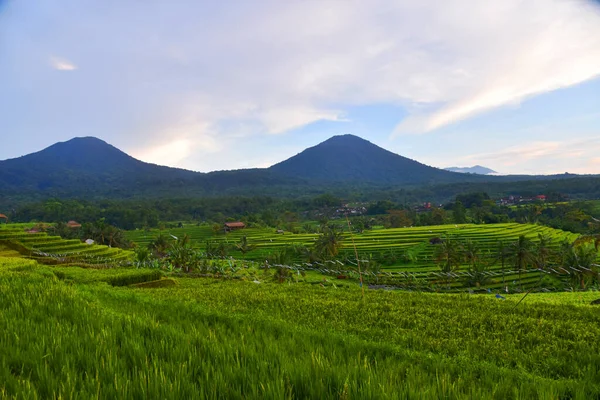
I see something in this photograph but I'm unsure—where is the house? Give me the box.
[535,195,546,201]
[224,222,246,232]
[0,213,7,223]
[66,220,82,228]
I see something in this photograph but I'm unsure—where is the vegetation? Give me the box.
[1,257,600,398]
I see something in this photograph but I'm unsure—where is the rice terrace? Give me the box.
[4,1,600,398]
[2,214,600,398]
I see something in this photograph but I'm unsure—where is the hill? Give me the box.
[1,135,597,206]
[0,137,294,199]
[269,134,482,184]
[0,137,198,191]
[445,165,497,175]
[0,135,488,200]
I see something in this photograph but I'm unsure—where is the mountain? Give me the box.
[445,165,497,175]
[269,134,481,184]
[0,137,198,192]
[1,134,591,206]
[0,137,303,200]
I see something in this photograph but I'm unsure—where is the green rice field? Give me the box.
[126,223,583,291]
[1,257,600,398]
[0,225,132,266]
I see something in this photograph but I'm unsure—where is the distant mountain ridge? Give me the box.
[445,165,497,175]
[0,134,589,204]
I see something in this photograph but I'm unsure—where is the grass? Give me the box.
[1,257,600,398]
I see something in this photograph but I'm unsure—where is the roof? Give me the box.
[224,222,246,228]
[0,214,7,219]
[66,220,82,228]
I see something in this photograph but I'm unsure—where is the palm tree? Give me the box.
[495,240,511,286]
[314,226,344,260]
[268,246,298,283]
[167,234,198,272]
[235,236,256,255]
[462,240,479,269]
[434,237,462,289]
[564,243,598,290]
[533,234,552,271]
[462,240,489,288]
[509,235,534,290]
[148,234,170,258]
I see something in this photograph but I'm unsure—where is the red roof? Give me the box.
[224,222,245,228]
[67,220,82,228]
[0,214,7,219]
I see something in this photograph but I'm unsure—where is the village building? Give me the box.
[224,222,246,232]
[0,213,8,223]
[66,220,82,228]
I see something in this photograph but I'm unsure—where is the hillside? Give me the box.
[269,134,483,184]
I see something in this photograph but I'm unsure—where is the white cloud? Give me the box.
[3,0,600,170]
[391,1,600,135]
[132,139,194,167]
[453,136,600,175]
[259,106,345,135]
[49,56,77,71]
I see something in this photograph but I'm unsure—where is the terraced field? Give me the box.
[126,223,583,291]
[0,226,132,266]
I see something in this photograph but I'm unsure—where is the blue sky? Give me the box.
[1,0,600,174]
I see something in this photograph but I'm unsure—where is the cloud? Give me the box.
[393,0,600,135]
[455,136,600,175]
[259,106,345,135]
[49,56,77,71]
[2,0,600,170]
[132,139,194,167]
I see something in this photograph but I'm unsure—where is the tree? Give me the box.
[314,226,344,260]
[167,234,198,272]
[148,234,170,258]
[455,192,490,208]
[452,200,467,224]
[387,210,413,228]
[509,235,534,290]
[494,240,511,286]
[268,246,299,283]
[235,236,256,255]
[462,240,490,288]
[434,237,463,288]
[83,218,131,249]
[564,243,598,290]
[533,234,553,272]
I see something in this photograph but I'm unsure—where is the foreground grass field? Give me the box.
[1,257,600,399]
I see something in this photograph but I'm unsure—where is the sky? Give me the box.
[1,0,600,175]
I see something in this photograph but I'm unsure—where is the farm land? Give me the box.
[2,218,600,398]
